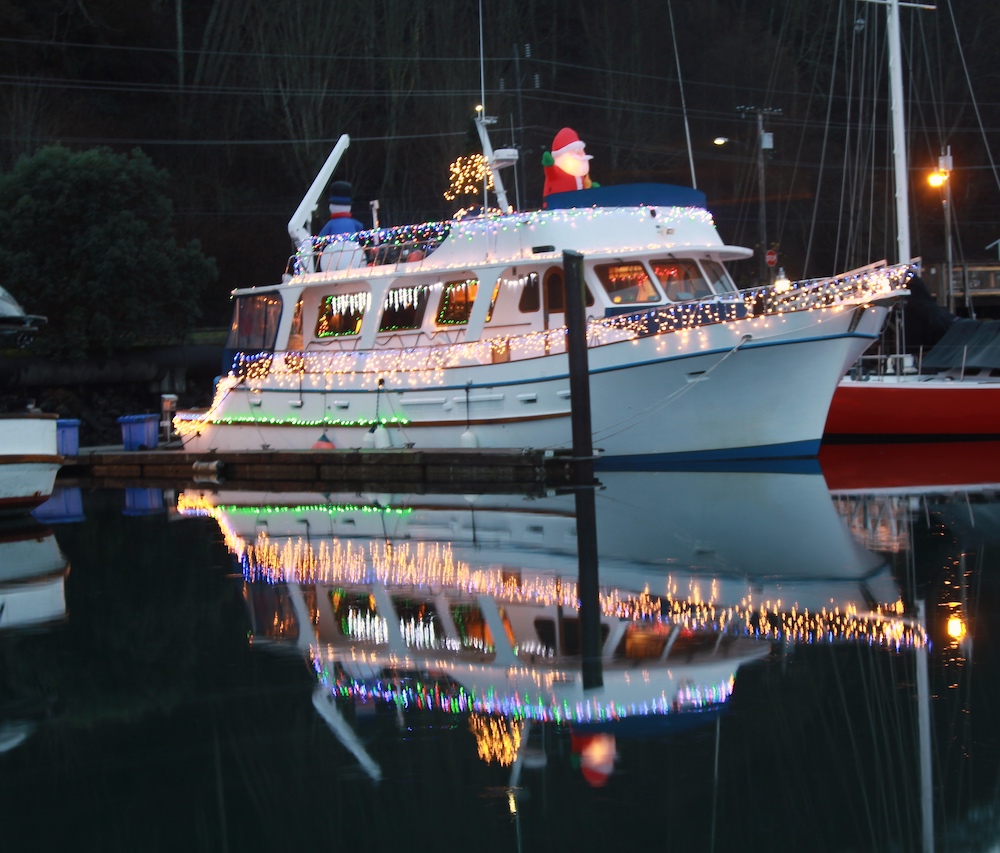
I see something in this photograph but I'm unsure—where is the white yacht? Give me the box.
[176,133,907,463]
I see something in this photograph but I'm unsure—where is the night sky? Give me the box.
[2,0,998,319]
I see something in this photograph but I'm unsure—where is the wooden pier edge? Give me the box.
[57,446,579,494]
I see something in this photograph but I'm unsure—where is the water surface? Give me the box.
[3,451,999,852]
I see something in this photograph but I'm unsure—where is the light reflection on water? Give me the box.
[2,452,999,852]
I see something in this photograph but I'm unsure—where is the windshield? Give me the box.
[650,260,711,302]
[701,260,738,294]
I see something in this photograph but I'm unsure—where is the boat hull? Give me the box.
[0,520,69,630]
[0,415,61,515]
[820,440,1000,493]
[181,302,889,461]
[825,376,1000,439]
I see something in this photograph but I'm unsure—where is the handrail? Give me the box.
[291,223,452,276]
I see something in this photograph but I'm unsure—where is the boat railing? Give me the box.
[857,343,999,382]
[604,264,909,340]
[290,223,451,276]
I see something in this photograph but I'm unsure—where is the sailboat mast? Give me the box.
[887,0,910,265]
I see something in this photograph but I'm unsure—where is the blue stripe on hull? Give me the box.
[596,439,823,474]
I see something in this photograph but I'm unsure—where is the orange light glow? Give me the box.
[928,170,948,188]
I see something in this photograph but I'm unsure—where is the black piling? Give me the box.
[563,249,602,690]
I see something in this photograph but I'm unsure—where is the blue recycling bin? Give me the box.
[123,487,165,516]
[56,419,81,456]
[32,486,86,523]
[117,414,159,451]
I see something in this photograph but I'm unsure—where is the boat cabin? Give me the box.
[224,185,750,363]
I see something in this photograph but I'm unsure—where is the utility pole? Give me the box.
[501,44,539,210]
[737,106,782,283]
[928,147,954,312]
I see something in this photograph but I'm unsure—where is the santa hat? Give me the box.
[328,180,353,206]
[551,127,587,158]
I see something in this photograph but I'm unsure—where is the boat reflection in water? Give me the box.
[818,441,1000,853]
[822,441,1000,667]
[178,468,924,783]
[0,516,69,756]
[0,517,69,634]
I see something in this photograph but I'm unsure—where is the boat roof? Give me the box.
[543,182,707,210]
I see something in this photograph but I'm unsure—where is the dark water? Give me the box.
[2,451,999,852]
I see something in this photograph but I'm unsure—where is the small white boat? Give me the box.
[0,413,62,515]
[1,287,61,514]
[175,133,908,463]
[0,520,69,631]
[0,284,46,348]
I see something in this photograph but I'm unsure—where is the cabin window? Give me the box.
[226,293,283,352]
[546,268,594,310]
[518,272,541,313]
[651,260,713,301]
[545,269,565,311]
[379,285,430,332]
[436,278,499,325]
[701,260,738,294]
[613,625,668,660]
[329,590,385,640]
[449,603,495,654]
[391,597,442,649]
[288,298,304,350]
[518,269,593,314]
[534,618,610,656]
[247,585,300,641]
[594,262,661,304]
[315,291,370,338]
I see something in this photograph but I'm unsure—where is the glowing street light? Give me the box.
[947,615,966,642]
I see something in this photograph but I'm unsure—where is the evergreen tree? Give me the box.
[0,146,217,359]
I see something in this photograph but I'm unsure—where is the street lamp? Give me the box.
[928,146,953,313]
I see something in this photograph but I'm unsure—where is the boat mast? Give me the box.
[886,0,910,265]
[878,0,937,264]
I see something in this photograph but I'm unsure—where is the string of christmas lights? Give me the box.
[177,495,926,652]
[312,656,736,724]
[444,153,494,202]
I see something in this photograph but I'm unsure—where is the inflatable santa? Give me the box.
[542,127,598,202]
[570,732,617,787]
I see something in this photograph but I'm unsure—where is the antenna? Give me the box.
[473,0,518,210]
[479,0,486,113]
[667,0,697,189]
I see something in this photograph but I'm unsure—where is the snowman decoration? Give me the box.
[542,127,598,203]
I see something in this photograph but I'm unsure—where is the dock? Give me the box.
[58,446,580,494]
